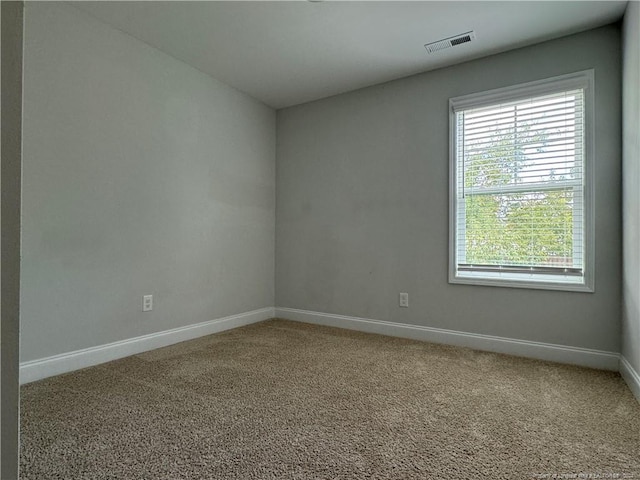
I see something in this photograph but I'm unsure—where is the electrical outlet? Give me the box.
[399,292,409,308]
[143,295,153,312]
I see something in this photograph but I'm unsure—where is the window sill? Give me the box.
[449,271,594,292]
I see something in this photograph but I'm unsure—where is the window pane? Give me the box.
[463,189,579,268]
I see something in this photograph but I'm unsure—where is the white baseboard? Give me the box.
[620,356,640,403]
[275,307,620,371]
[20,307,275,385]
[20,305,627,387]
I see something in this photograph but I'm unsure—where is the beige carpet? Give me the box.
[20,319,640,479]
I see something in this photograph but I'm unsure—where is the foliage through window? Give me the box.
[449,72,594,291]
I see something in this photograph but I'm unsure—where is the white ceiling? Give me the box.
[72,1,628,109]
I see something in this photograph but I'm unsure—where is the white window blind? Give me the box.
[449,72,593,291]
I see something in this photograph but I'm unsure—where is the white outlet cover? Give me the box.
[399,293,409,307]
[143,295,153,312]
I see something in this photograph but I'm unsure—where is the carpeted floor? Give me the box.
[20,319,640,479]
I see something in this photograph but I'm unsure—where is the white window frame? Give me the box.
[448,70,595,292]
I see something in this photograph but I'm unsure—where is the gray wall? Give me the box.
[276,25,622,352]
[2,2,24,476]
[21,2,275,362]
[622,1,640,375]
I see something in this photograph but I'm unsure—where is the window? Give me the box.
[449,71,594,292]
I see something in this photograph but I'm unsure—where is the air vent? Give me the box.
[424,31,476,54]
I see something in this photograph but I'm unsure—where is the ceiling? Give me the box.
[72,1,628,109]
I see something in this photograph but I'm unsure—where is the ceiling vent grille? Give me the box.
[425,31,476,54]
